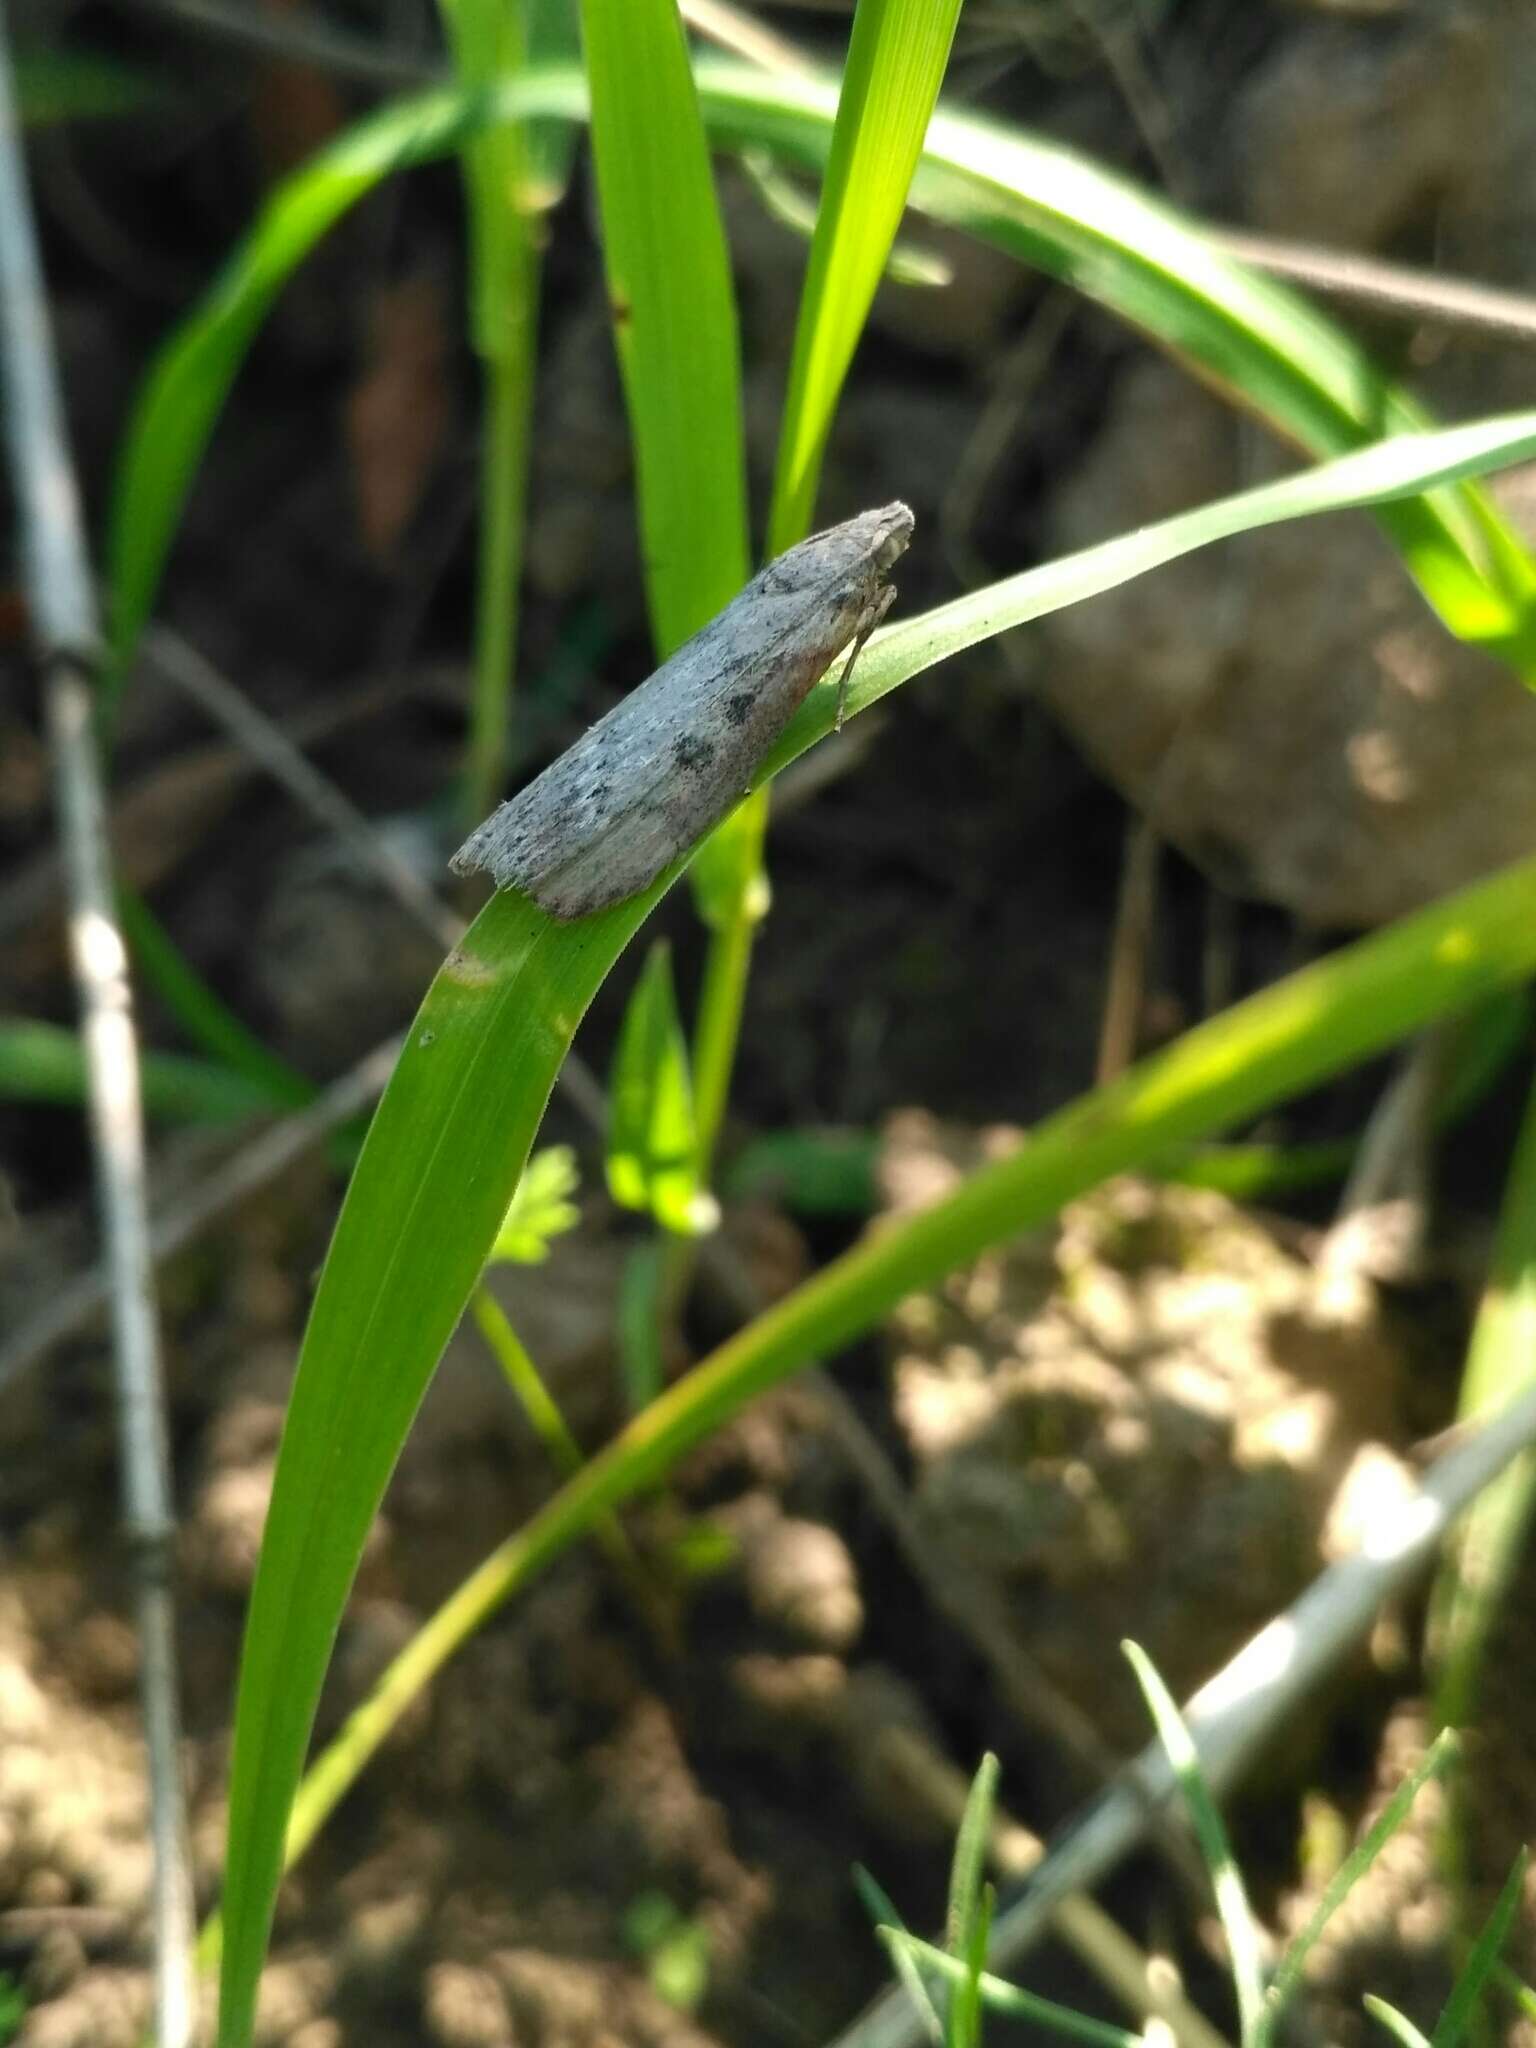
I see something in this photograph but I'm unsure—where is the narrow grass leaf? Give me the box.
[13,44,164,123]
[1166,991,1531,1200]
[250,835,1536,2025]
[951,1884,993,2048]
[738,147,950,288]
[1124,1642,1265,2044]
[768,0,964,549]
[696,61,1536,658]
[107,66,1536,690]
[618,1240,668,1413]
[607,942,716,1236]
[578,0,747,655]
[1265,1730,1459,2038]
[1432,1069,1536,1735]
[0,1020,281,1124]
[1365,1999,1434,2048]
[855,1871,944,2048]
[1493,1965,1536,2023]
[118,885,314,1109]
[213,408,1536,2043]
[437,0,545,818]
[945,1754,999,1960]
[883,1933,1144,2048]
[213,877,661,2048]
[1432,1848,1530,2048]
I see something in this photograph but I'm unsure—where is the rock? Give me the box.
[1039,357,1536,926]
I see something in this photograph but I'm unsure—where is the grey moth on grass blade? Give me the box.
[451,502,915,920]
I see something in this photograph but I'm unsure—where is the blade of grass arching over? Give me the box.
[1432,1066,1536,1739]
[108,65,1536,698]
[695,61,1536,664]
[206,403,1536,2044]
[104,70,586,686]
[766,0,963,553]
[215,834,1536,2043]
[578,0,748,657]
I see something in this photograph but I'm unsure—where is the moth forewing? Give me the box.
[452,502,914,919]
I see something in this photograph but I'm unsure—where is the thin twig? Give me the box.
[1213,229,1536,346]
[140,623,608,1128]
[0,25,195,2045]
[831,1378,1536,2048]
[0,1034,405,1396]
[1096,811,1160,1084]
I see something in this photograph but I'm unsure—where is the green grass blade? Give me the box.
[607,941,716,1236]
[945,1754,999,1961]
[695,60,1536,658]
[578,0,747,655]
[856,1868,946,2048]
[767,0,963,551]
[1432,1848,1530,2048]
[213,878,661,2048]
[108,64,1536,696]
[617,1240,668,1414]
[1366,1999,1434,2048]
[1432,1067,1536,1735]
[104,72,585,682]
[1165,991,1531,1200]
[439,0,545,822]
[0,1019,283,1124]
[1265,1731,1459,2038]
[1123,1643,1265,2044]
[241,834,1536,2032]
[944,1757,999,2048]
[13,43,165,124]
[118,885,315,1109]
[1492,1964,1536,2023]
[952,1885,994,2048]
[212,405,1536,2042]
[882,1933,1144,2048]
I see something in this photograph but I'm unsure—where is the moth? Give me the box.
[451,501,915,920]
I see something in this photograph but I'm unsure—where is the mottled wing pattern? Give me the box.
[451,503,914,919]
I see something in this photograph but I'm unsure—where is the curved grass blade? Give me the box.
[1364,1999,1434,2048]
[105,72,584,683]
[214,409,1536,2044]
[0,1019,284,1124]
[219,835,1536,2045]
[879,1933,1144,2048]
[693,60,1536,660]
[109,64,1536,693]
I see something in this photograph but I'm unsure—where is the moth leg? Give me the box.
[833,582,897,729]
